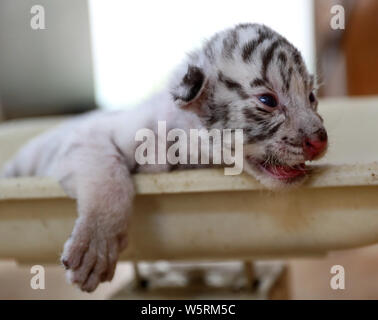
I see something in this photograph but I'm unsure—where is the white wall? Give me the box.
[0,0,95,118]
[89,0,314,110]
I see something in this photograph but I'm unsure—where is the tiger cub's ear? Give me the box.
[170,65,208,115]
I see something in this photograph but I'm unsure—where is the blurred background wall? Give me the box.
[343,0,378,95]
[88,0,314,110]
[0,0,95,119]
[0,0,314,118]
[315,0,378,97]
[1,0,377,121]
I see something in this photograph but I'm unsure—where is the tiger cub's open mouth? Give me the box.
[247,156,308,183]
[257,161,307,180]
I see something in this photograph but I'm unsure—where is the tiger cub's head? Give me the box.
[171,23,327,188]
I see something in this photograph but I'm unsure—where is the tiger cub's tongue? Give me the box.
[263,163,306,179]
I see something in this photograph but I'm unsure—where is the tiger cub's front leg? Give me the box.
[60,147,135,292]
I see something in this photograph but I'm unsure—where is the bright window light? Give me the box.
[88,0,314,110]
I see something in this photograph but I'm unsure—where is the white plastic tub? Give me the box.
[1,97,378,264]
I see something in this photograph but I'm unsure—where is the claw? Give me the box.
[61,227,127,292]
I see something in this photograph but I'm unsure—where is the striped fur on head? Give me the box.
[170,23,327,188]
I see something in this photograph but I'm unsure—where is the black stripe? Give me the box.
[246,121,283,143]
[279,64,293,93]
[243,108,265,123]
[218,72,248,99]
[292,49,305,78]
[266,121,283,137]
[261,40,282,81]
[223,106,230,128]
[279,67,287,92]
[242,39,260,62]
[277,51,287,65]
[218,71,242,90]
[206,103,219,126]
[205,103,230,127]
[292,49,302,66]
[242,28,274,62]
[222,30,239,59]
[277,51,289,92]
[285,67,293,92]
[256,107,270,114]
[236,23,256,30]
[250,78,266,88]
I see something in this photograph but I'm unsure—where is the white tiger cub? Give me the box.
[1,23,328,292]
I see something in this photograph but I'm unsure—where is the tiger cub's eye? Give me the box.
[309,92,316,103]
[258,94,278,108]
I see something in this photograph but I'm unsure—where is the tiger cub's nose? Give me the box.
[303,128,328,160]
